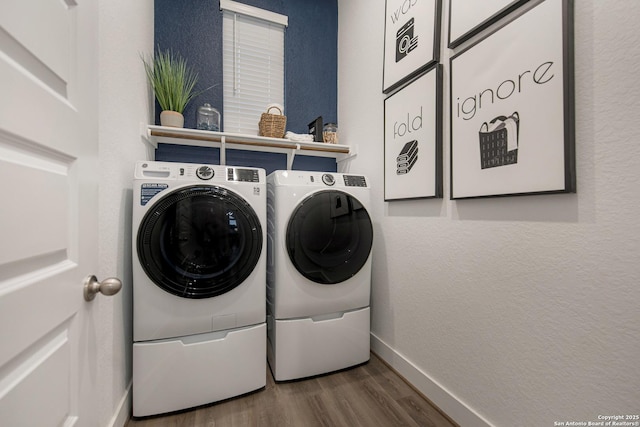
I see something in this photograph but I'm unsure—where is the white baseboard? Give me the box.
[370,333,493,427]
[107,381,132,427]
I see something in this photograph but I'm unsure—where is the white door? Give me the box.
[0,1,113,426]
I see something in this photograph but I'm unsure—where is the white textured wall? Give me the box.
[339,1,640,426]
[98,1,154,426]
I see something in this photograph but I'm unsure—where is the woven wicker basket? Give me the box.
[258,106,287,138]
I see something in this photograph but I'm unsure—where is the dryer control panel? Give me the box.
[269,170,369,189]
[343,175,367,187]
[319,174,367,187]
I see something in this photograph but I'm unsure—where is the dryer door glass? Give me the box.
[137,185,263,298]
[286,190,373,284]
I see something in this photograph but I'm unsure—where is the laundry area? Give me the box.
[131,160,374,417]
[1,0,639,427]
[127,0,380,418]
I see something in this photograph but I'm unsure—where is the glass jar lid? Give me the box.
[198,103,219,116]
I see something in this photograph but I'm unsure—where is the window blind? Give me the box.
[222,6,286,135]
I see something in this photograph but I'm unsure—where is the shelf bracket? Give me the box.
[337,144,358,163]
[287,144,300,170]
[220,135,226,165]
[140,122,156,148]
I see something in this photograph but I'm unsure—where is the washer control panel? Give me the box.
[228,167,260,182]
[137,162,263,184]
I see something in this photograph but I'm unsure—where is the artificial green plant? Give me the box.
[141,48,201,114]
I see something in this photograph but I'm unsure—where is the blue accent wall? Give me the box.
[283,0,338,133]
[154,0,338,133]
[154,0,338,173]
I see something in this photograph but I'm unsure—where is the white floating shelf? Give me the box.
[144,125,356,170]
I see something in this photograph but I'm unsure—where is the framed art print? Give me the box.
[450,0,575,199]
[448,0,530,48]
[382,0,441,94]
[385,65,443,201]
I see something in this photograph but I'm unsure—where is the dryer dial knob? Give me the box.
[196,166,214,180]
[322,174,335,186]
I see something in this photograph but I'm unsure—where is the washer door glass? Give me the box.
[137,185,262,299]
[286,190,373,284]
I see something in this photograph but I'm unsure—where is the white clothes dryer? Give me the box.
[266,170,373,381]
[132,161,266,417]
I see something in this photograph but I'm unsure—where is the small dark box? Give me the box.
[308,116,323,142]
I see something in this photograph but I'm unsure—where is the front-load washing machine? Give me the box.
[132,160,266,417]
[266,170,373,381]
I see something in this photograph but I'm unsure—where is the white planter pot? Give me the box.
[160,110,184,128]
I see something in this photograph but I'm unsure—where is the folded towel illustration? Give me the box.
[397,155,418,175]
[478,112,519,169]
[396,140,418,175]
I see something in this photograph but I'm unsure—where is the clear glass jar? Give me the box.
[323,122,338,144]
[196,103,221,131]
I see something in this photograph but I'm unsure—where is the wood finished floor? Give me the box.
[126,353,457,427]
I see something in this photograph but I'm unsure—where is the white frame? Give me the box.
[220,0,288,26]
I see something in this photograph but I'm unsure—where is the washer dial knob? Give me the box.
[196,166,214,180]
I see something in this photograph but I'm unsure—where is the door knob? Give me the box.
[83,275,123,301]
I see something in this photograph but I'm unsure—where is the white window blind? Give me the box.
[222,2,286,135]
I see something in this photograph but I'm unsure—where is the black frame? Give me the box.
[448,0,530,49]
[382,0,442,94]
[384,65,443,201]
[449,0,575,200]
[308,116,323,142]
